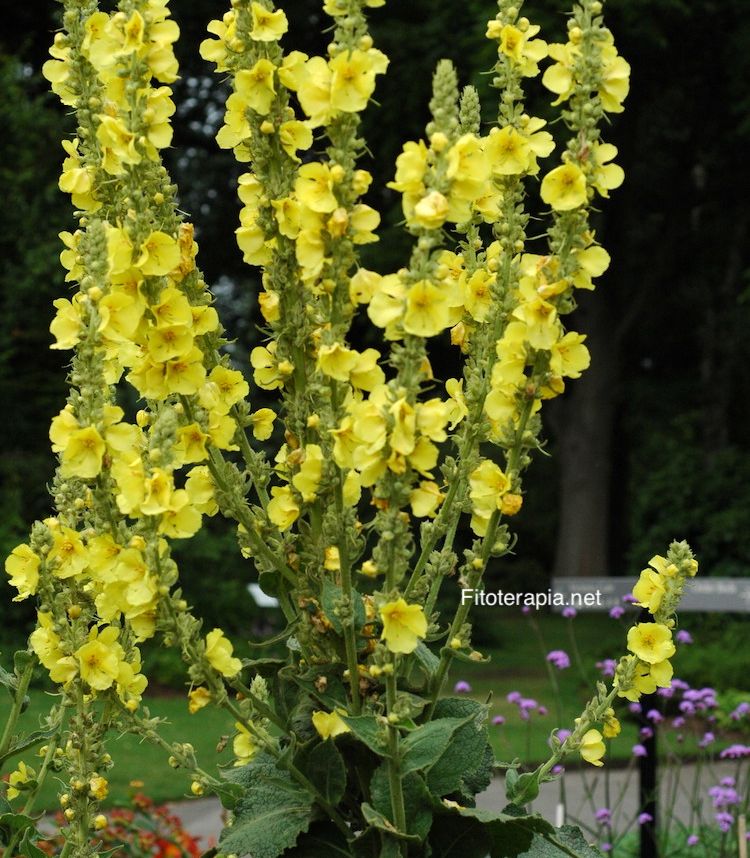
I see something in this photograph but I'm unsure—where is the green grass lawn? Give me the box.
[0,613,719,810]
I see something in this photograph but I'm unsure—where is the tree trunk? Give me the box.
[552,293,618,578]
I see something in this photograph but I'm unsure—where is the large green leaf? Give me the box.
[286,821,353,857]
[218,754,314,858]
[370,763,433,841]
[295,740,347,806]
[341,715,389,757]
[428,814,492,858]
[400,716,472,776]
[520,825,605,858]
[436,803,556,858]
[425,698,494,799]
[0,725,57,767]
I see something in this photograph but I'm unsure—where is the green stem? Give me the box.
[21,730,60,817]
[0,655,35,761]
[336,474,362,716]
[385,671,408,853]
[205,448,297,586]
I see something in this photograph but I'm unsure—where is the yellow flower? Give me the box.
[292,445,324,502]
[549,332,590,379]
[627,623,676,664]
[49,526,87,579]
[602,709,621,739]
[403,280,450,338]
[279,120,313,162]
[317,342,358,381]
[50,297,82,349]
[295,162,338,213]
[89,776,109,800]
[136,231,180,276]
[329,48,388,113]
[590,142,625,198]
[205,628,242,678]
[469,460,511,518]
[250,408,276,441]
[409,481,444,518]
[579,729,605,767]
[188,687,212,713]
[235,58,277,115]
[296,56,335,128]
[233,721,259,765]
[7,761,34,800]
[632,569,666,614]
[312,709,351,740]
[250,342,284,390]
[379,598,427,654]
[60,426,106,479]
[249,2,287,42]
[268,485,300,530]
[76,626,123,691]
[616,658,673,702]
[462,269,494,322]
[5,543,40,601]
[413,191,449,229]
[540,163,587,211]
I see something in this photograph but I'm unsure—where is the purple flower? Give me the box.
[672,716,685,728]
[720,776,736,788]
[600,843,612,852]
[492,715,506,726]
[632,744,648,758]
[646,709,663,723]
[638,813,653,825]
[595,808,612,823]
[640,727,654,740]
[657,686,675,698]
[519,697,538,712]
[597,659,617,678]
[609,605,625,619]
[709,784,739,808]
[562,606,577,619]
[720,745,750,760]
[716,811,734,833]
[679,701,696,716]
[454,680,472,694]
[546,650,571,670]
[552,764,565,775]
[521,605,531,615]
[622,592,637,604]
[676,630,693,645]
[629,702,642,715]
[556,729,572,743]
[672,678,690,691]
[507,691,522,704]
[699,731,715,748]
[731,702,750,721]
[686,834,699,847]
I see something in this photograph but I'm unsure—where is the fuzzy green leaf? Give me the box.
[296,740,347,806]
[428,814,491,858]
[287,821,353,857]
[219,754,314,858]
[425,698,494,799]
[341,715,389,757]
[400,716,471,775]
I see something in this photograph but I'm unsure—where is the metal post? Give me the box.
[638,694,658,858]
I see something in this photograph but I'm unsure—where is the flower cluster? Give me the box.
[2,0,647,854]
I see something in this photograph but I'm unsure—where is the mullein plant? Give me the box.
[0,0,697,856]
